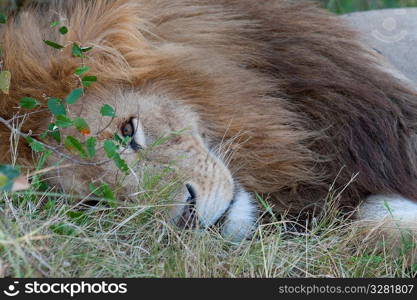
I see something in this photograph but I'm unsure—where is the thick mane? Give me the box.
[0,0,155,160]
[226,1,417,209]
[239,1,417,208]
[1,0,417,214]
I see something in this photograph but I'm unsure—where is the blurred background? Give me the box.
[320,0,417,13]
[1,0,417,13]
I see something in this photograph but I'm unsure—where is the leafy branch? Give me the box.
[0,18,129,192]
[0,115,111,167]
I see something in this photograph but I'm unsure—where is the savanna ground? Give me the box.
[1,0,417,278]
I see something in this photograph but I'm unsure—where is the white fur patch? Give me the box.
[357,194,417,229]
[131,118,146,147]
[221,188,257,242]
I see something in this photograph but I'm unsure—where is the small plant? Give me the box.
[0,19,131,195]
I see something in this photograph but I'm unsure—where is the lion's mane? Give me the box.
[2,0,417,213]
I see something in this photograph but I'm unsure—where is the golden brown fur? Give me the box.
[2,0,417,221]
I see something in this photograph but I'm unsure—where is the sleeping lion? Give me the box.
[1,0,417,241]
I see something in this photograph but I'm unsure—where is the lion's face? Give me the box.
[48,89,256,240]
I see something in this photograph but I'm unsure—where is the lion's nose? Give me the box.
[177,184,197,228]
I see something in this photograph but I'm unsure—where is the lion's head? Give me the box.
[0,0,265,241]
[45,88,257,241]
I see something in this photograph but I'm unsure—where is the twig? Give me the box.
[28,163,73,177]
[9,108,50,120]
[0,115,111,166]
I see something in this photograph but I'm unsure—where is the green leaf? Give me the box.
[103,140,118,157]
[83,75,97,81]
[90,183,116,207]
[59,26,68,35]
[71,43,83,57]
[113,156,129,173]
[86,137,97,159]
[0,165,20,192]
[0,70,11,94]
[73,117,90,135]
[47,98,66,116]
[82,75,97,87]
[0,13,7,24]
[50,21,60,27]
[43,40,64,49]
[25,137,46,153]
[101,184,114,200]
[64,136,87,158]
[65,88,84,104]
[89,183,99,194]
[55,115,72,128]
[74,66,90,76]
[47,123,61,143]
[100,184,116,207]
[19,97,40,109]
[103,140,128,173]
[114,133,130,147]
[100,104,115,117]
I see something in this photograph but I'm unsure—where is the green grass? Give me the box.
[318,0,417,14]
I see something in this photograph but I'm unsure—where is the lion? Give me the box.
[1,0,417,242]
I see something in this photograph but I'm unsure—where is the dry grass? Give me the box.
[1,175,417,277]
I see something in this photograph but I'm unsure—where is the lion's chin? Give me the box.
[220,188,257,242]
